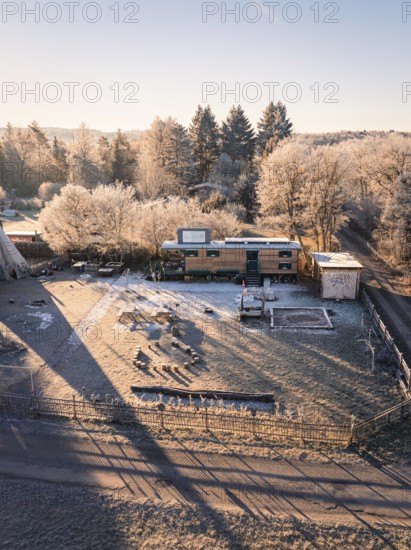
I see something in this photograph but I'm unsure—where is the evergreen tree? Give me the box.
[189,105,220,183]
[0,142,6,188]
[221,105,255,162]
[52,136,69,182]
[256,101,293,156]
[109,130,136,185]
[97,136,111,183]
[162,118,194,187]
[68,123,100,188]
[28,121,50,151]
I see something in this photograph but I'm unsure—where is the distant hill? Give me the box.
[295,130,411,145]
[0,127,142,143]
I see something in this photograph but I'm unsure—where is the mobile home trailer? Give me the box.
[161,228,301,286]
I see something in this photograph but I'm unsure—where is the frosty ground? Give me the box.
[0,271,402,424]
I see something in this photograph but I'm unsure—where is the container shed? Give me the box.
[312,252,363,300]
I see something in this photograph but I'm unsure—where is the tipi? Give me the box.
[0,224,30,281]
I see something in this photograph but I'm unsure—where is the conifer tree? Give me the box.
[256,101,293,156]
[189,105,220,182]
[162,118,194,187]
[109,130,136,185]
[221,105,255,162]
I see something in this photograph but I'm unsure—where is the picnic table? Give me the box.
[150,307,177,321]
[117,306,141,324]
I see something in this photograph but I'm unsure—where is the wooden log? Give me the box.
[130,385,276,402]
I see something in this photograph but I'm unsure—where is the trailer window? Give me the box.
[279,250,292,258]
[184,250,199,257]
[279,262,292,270]
[206,250,220,258]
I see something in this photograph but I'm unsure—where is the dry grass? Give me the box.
[0,479,410,550]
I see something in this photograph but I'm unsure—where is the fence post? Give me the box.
[158,403,165,428]
[349,414,356,445]
[72,395,77,420]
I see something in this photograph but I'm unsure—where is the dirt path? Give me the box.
[339,227,411,362]
[0,420,410,528]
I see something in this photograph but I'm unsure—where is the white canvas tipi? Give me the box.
[0,225,30,281]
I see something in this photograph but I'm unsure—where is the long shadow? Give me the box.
[339,227,411,363]
[1,274,409,545]
[0,272,123,399]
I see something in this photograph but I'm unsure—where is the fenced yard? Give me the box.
[1,275,410,443]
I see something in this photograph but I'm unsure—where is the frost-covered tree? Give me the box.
[38,181,64,202]
[302,146,348,251]
[67,123,100,188]
[135,119,177,198]
[189,105,220,183]
[39,184,94,256]
[201,207,241,239]
[257,139,308,240]
[256,101,293,156]
[365,134,411,197]
[377,175,411,265]
[91,182,139,260]
[136,117,193,197]
[2,123,36,192]
[135,197,203,255]
[221,105,255,162]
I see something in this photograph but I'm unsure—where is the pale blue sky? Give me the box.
[0,0,410,132]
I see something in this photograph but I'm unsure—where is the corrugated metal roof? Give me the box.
[225,237,290,244]
[162,240,301,250]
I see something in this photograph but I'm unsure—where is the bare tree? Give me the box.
[302,146,348,251]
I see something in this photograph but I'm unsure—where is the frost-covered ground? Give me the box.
[121,277,401,423]
[0,273,403,424]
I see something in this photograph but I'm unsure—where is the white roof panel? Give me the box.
[312,252,363,269]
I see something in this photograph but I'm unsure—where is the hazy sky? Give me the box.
[1,0,410,132]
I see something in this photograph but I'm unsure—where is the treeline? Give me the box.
[0,102,292,210]
[1,105,410,268]
[257,133,411,266]
[38,184,241,260]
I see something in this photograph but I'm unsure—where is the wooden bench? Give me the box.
[117,307,140,324]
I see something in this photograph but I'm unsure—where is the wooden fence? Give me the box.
[0,393,353,446]
[353,400,411,440]
[361,288,411,393]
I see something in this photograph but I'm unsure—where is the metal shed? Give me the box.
[312,252,364,300]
